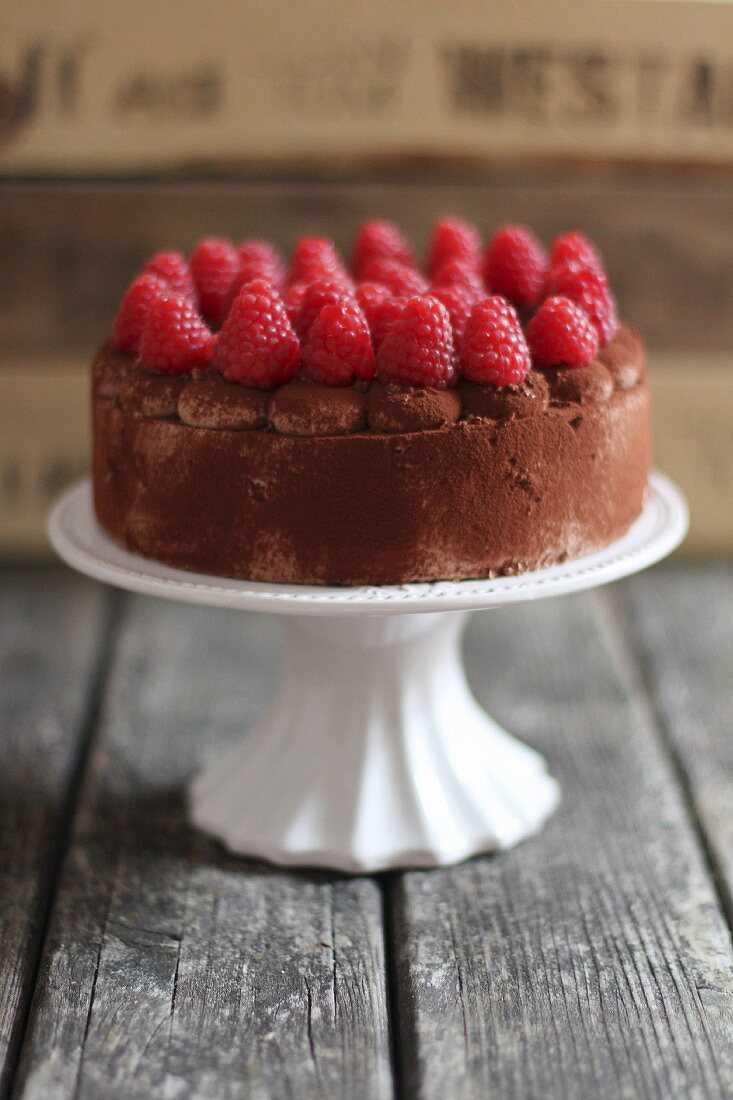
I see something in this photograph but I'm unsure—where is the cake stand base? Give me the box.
[49,474,687,872]
[190,611,558,871]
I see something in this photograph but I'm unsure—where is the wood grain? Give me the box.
[0,568,111,1095]
[1,175,732,356]
[14,596,391,1100]
[388,587,733,1100]
[613,564,733,919]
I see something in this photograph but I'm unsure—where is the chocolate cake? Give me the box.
[92,221,651,586]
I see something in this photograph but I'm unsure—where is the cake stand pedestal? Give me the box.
[49,474,687,873]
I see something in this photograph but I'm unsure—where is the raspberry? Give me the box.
[377,296,456,389]
[283,283,308,327]
[426,217,481,277]
[545,264,619,344]
[113,273,170,352]
[236,239,285,289]
[549,231,604,276]
[430,258,485,298]
[139,292,214,374]
[355,280,389,316]
[368,298,405,351]
[228,240,286,311]
[190,237,241,324]
[429,283,479,348]
[526,296,600,368]
[302,301,375,385]
[213,279,300,388]
[352,220,413,278]
[460,297,531,386]
[142,251,197,303]
[484,225,548,307]
[359,257,428,298]
[295,280,356,340]
[288,237,349,288]
[355,283,404,350]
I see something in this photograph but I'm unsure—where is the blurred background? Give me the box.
[1,0,732,558]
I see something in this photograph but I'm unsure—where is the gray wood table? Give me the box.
[1,563,731,1100]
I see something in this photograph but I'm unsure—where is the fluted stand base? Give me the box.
[189,611,560,872]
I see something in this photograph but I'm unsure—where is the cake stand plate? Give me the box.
[49,474,687,873]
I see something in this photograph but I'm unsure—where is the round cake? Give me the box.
[92,220,651,586]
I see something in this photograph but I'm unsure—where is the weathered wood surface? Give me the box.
[3,564,733,1099]
[2,175,733,357]
[614,565,733,919]
[0,569,112,1095]
[389,587,733,1100]
[14,595,391,1100]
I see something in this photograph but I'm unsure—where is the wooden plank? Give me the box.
[612,564,733,917]
[6,1,733,173]
[15,597,391,1100]
[0,364,89,556]
[389,587,733,1100]
[1,175,733,357]
[0,567,112,1095]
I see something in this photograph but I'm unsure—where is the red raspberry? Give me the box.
[355,282,404,350]
[377,296,456,389]
[526,296,600,368]
[139,292,214,374]
[426,217,481,277]
[429,283,478,348]
[228,241,286,311]
[283,283,308,327]
[355,280,389,315]
[352,220,413,278]
[545,264,618,344]
[295,280,356,340]
[288,237,350,288]
[113,273,170,353]
[368,298,405,351]
[549,231,604,276]
[236,239,285,289]
[302,301,375,385]
[190,237,241,324]
[430,259,485,299]
[142,251,197,303]
[359,257,428,298]
[213,279,300,388]
[484,225,548,307]
[461,297,531,386]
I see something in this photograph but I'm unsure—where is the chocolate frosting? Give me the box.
[269,378,366,436]
[119,370,185,419]
[598,326,645,389]
[92,342,135,398]
[460,372,550,421]
[366,381,462,432]
[179,376,268,430]
[92,325,650,585]
[544,362,614,406]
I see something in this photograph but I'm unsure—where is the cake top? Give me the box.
[112,220,621,390]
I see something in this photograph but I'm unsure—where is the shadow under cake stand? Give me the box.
[49,474,687,873]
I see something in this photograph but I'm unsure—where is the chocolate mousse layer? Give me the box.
[92,328,651,585]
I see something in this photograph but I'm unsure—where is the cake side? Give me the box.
[92,331,650,586]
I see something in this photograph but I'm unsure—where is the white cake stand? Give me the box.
[49,474,687,873]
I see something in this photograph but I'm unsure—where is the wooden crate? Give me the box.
[4,1,733,173]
